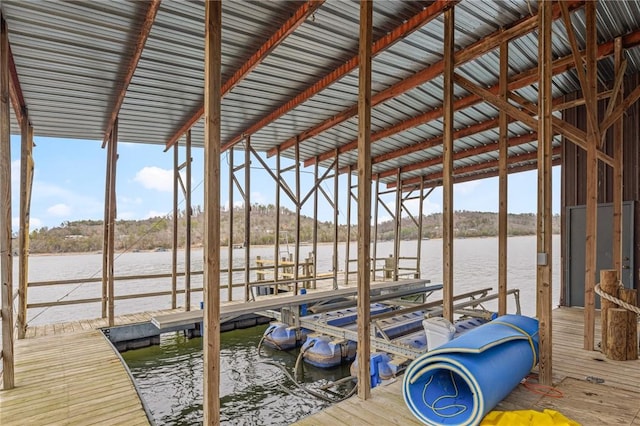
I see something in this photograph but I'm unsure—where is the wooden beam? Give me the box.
[8,43,26,127]
[442,6,454,323]
[203,1,222,423]
[185,129,192,309]
[612,37,624,280]
[304,24,640,168]
[107,118,118,327]
[299,1,583,166]
[165,0,324,150]
[599,84,640,134]
[583,0,598,352]
[356,0,373,400]
[102,0,161,147]
[244,136,251,302]
[537,0,553,385]
[382,132,539,182]
[600,60,627,146]
[171,141,179,310]
[228,148,234,300]
[0,14,15,390]
[559,1,600,142]
[17,113,33,339]
[101,144,111,318]
[498,40,508,317]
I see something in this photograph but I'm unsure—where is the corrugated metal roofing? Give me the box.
[2,0,640,188]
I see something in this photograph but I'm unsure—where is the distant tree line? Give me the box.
[24,205,560,254]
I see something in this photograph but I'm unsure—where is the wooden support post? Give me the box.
[107,118,118,327]
[228,148,234,301]
[393,169,401,281]
[171,142,179,310]
[600,269,619,356]
[619,289,638,360]
[185,130,192,310]
[101,141,111,318]
[498,40,509,317]
[583,0,598,351]
[333,150,339,289]
[203,0,222,423]
[294,140,301,294]
[612,37,624,278]
[0,14,15,389]
[312,160,319,289]
[274,150,280,283]
[356,0,373,400]
[244,136,251,302]
[345,170,352,284]
[372,175,380,280]
[442,6,455,322]
[537,0,554,385]
[606,308,628,361]
[416,178,424,277]
[17,115,33,339]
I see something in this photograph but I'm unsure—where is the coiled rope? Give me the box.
[595,283,640,316]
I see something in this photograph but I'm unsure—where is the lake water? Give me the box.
[4,235,561,424]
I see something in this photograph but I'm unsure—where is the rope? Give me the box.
[595,283,640,316]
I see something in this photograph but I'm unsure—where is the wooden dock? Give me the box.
[0,331,150,425]
[294,307,640,426]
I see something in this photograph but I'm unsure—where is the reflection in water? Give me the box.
[122,325,354,425]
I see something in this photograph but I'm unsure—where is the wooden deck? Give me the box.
[0,331,150,425]
[295,307,640,426]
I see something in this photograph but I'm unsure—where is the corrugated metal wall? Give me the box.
[561,72,640,304]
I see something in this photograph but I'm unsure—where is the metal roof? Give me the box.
[2,0,640,188]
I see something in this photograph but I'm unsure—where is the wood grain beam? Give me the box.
[203,1,222,424]
[304,16,640,168]
[356,0,373,400]
[102,0,161,147]
[297,0,583,165]
[165,0,325,151]
[247,0,456,157]
[612,36,624,291]
[8,43,26,127]
[498,39,509,317]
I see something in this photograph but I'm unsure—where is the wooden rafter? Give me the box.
[600,84,640,133]
[293,0,584,165]
[559,0,600,142]
[102,0,161,147]
[390,147,561,188]
[304,24,640,168]
[226,0,456,156]
[165,0,325,150]
[8,43,26,127]
[600,58,627,146]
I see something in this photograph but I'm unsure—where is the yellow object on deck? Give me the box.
[481,409,580,426]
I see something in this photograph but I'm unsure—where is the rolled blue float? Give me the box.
[402,314,539,425]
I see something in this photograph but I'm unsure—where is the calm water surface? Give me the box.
[6,235,561,424]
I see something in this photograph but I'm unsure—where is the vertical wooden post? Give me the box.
[171,141,179,310]
[101,142,111,318]
[393,169,401,281]
[228,148,234,301]
[274,150,280,282]
[312,160,319,289]
[537,0,554,385]
[0,14,15,389]
[583,0,598,351]
[107,118,118,327]
[619,289,638,360]
[442,5,455,322]
[203,0,222,423]
[612,37,624,278]
[185,129,192,310]
[294,140,301,293]
[17,115,33,339]
[416,178,424,278]
[345,170,352,284]
[606,308,628,361]
[356,0,373,400]
[498,40,509,316]
[333,150,339,289]
[372,175,380,280]
[244,136,251,302]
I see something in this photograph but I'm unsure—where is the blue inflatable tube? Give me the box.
[402,315,539,425]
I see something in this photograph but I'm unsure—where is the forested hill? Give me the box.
[25,206,560,254]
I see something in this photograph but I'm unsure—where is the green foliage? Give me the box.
[27,206,559,254]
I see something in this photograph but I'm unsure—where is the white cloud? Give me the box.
[133,167,173,192]
[47,203,71,217]
[145,210,167,219]
[250,191,266,205]
[454,180,482,195]
[30,217,43,229]
[120,196,143,205]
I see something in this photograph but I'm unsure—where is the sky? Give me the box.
[8,135,561,232]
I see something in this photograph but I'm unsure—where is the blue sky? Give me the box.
[9,136,561,232]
